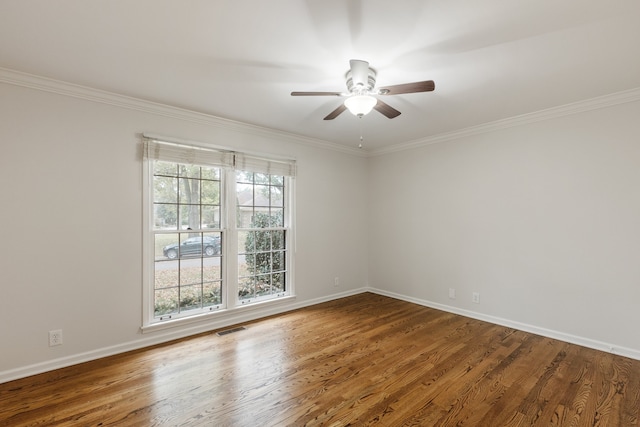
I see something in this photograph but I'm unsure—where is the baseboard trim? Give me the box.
[5,285,636,384]
[0,288,367,384]
[367,287,640,361]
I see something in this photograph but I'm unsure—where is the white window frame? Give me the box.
[141,137,296,331]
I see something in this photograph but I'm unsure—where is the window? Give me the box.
[143,138,295,327]
[236,172,287,303]
[151,162,223,320]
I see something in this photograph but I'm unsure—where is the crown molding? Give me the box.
[370,86,640,156]
[0,67,365,157]
[3,66,638,159]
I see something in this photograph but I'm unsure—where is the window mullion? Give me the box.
[143,157,154,324]
[224,169,239,308]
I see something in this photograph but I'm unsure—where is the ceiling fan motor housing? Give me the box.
[346,64,376,94]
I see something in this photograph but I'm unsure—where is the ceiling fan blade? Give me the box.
[374,99,401,119]
[323,104,347,120]
[378,80,435,95]
[291,91,343,96]
[349,59,370,87]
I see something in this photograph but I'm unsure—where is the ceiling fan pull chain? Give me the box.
[358,116,364,148]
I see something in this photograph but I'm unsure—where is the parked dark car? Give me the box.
[163,236,221,259]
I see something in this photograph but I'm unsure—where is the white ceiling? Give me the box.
[1,0,640,151]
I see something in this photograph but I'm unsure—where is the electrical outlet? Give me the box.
[334,277,340,287]
[449,288,456,299]
[49,329,63,347]
[472,292,480,304]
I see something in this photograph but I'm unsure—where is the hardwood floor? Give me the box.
[1,293,639,426]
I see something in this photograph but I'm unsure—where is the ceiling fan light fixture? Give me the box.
[344,95,377,117]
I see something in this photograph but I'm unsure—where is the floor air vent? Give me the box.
[216,326,246,336]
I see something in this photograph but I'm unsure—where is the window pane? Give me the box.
[155,288,178,317]
[270,208,284,227]
[255,230,271,252]
[155,260,178,289]
[270,186,284,207]
[153,230,224,319]
[253,253,271,280]
[179,205,200,230]
[239,254,254,277]
[201,206,220,229]
[203,257,221,282]
[201,180,220,205]
[272,272,285,293]
[272,230,285,250]
[270,175,283,186]
[154,205,177,230]
[180,284,202,311]
[237,206,253,228]
[154,176,177,203]
[202,232,221,256]
[238,277,254,300]
[252,208,270,228]
[238,231,253,254]
[156,233,179,260]
[203,281,222,307]
[256,274,271,296]
[272,251,285,272]
[254,185,270,206]
[179,178,201,204]
[180,258,202,286]
[236,183,253,206]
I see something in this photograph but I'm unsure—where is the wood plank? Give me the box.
[1,293,639,426]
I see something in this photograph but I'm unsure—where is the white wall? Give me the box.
[0,81,369,382]
[3,73,639,383]
[368,100,640,357]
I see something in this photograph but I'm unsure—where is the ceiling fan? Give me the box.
[291,59,435,120]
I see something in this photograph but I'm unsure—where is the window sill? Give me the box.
[141,294,296,334]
